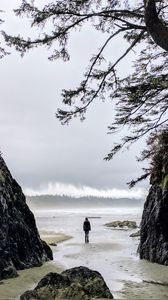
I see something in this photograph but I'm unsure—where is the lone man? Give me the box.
[83,217,91,243]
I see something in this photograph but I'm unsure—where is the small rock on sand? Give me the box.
[105,220,138,229]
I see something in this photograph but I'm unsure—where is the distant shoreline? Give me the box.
[26,194,144,211]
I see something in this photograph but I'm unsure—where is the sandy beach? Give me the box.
[0,233,70,300]
[1,207,168,299]
[41,231,72,245]
[0,262,62,300]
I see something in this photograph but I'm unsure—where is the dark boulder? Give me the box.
[2,266,18,279]
[0,155,53,280]
[139,185,168,264]
[20,266,113,299]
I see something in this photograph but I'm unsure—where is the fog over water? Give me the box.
[26,194,144,212]
[25,183,147,199]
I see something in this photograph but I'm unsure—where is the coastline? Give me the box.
[0,261,63,300]
[0,233,71,300]
[2,207,168,300]
[1,228,168,300]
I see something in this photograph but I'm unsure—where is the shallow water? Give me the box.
[1,206,168,299]
[35,207,168,299]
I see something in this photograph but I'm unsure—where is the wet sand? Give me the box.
[117,259,168,299]
[40,231,72,245]
[1,208,168,300]
[51,232,168,299]
[0,261,63,300]
[1,233,168,300]
[0,233,71,300]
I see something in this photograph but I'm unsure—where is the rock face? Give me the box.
[20,266,113,300]
[139,185,168,264]
[0,156,53,280]
[105,220,137,229]
[130,230,140,238]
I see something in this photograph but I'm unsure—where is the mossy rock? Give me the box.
[0,170,5,183]
[162,174,168,190]
[20,266,113,299]
[105,220,137,229]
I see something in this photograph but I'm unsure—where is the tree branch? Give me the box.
[56,29,145,124]
[144,0,168,51]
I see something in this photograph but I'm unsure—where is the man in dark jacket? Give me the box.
[83,217,91,243]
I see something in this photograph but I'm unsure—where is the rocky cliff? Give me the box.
[0,156,53,280]
[139,130,168,264]
[139,185,168,264]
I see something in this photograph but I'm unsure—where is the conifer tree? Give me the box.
[0,11,8,58]
[2,0,168,182]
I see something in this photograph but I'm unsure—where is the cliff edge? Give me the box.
[139,130,168,264]
[0,155,53,280]
[139,185,168,264]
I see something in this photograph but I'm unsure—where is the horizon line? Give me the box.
[24,182,147,199]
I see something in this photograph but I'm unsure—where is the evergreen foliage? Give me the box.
[129,130,168,187]
[0,12,8,58]
[1,0,168,184]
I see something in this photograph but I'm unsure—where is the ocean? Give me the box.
[33,204,168,299]
[1,202,168,299]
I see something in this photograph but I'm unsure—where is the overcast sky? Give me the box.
[0,1,148,199]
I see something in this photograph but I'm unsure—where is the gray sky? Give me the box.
[0,1,148,198]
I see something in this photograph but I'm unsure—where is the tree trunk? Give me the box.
[144,0,168,51]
